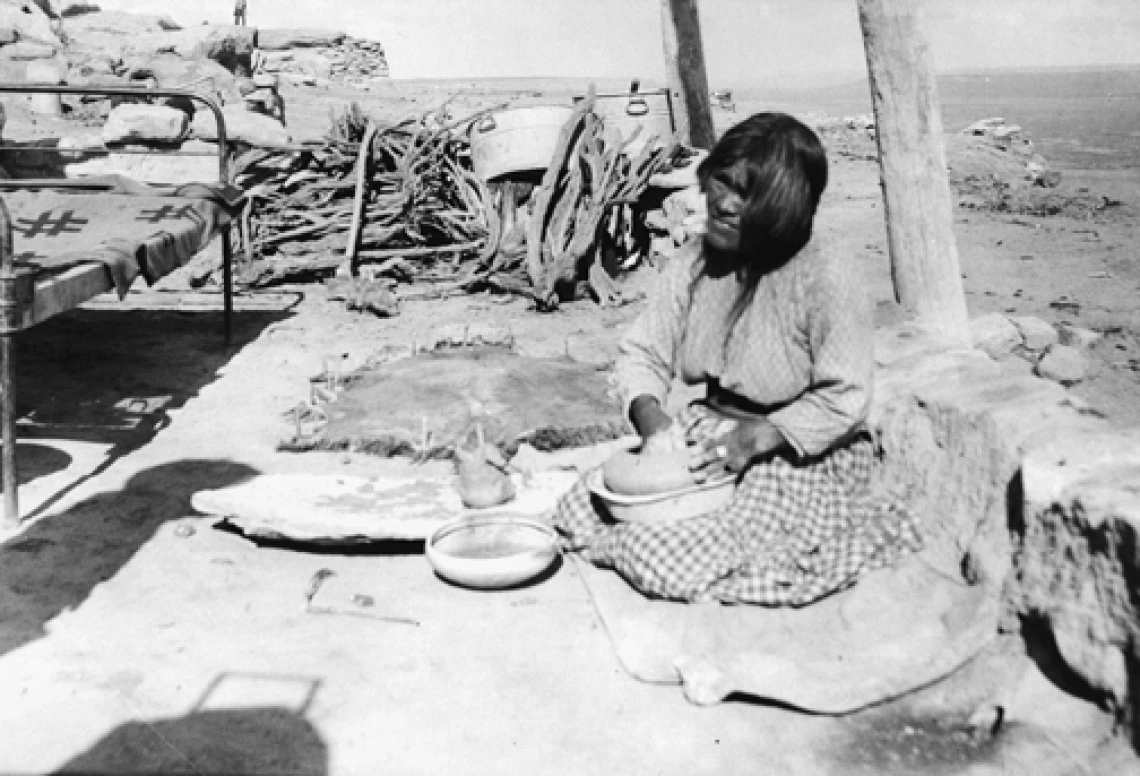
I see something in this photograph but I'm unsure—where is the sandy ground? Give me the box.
[0,78,1138,774]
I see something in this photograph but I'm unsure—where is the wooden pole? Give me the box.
[660,0,716,150]
[858,0,971,344]
[0,198,17,528]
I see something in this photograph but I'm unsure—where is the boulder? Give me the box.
[1057,324,1102,349]
[970,312,1022,358]
[962,117,1006,136]
[1008,315,1059,351]
[192,104,290,147]
[1020,429,1140,707]
[0,0,59,45]
[102,103,189,145]
[257,27,346,50]
[122,54,238,104]
[1035,344,1087,385]
[288,49,332,79]
[181,25,256,74]
[1,39,55,59]
[66,52,115,76]
[120,25,256,74]
[62,9,177,36]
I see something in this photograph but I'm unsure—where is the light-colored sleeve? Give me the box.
[613,251,696,426]
[766,256,873,458]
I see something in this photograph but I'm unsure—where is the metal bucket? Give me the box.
[584,87,675,155]
[468,105,575,182]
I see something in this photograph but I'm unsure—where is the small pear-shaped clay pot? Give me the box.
[602,448,697,496]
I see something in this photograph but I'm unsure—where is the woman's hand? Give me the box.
[641,423,687,455]
[688,417,788,482]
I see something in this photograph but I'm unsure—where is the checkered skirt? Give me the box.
[551,416,922,606]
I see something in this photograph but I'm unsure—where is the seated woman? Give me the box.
[552,112,921,605]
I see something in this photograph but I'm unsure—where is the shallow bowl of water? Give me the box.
[426,515,559,590]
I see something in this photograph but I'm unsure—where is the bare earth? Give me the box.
[0,76,1137,774]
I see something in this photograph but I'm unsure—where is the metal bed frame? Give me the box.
[0,84,236,529]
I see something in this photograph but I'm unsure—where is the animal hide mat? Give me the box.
[576,552,1001,714]
[281,346,626,458]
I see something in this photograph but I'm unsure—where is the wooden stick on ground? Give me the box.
[343,122,380,277]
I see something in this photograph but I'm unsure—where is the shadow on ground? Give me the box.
[51,706,327,775]
[7,442,73,485]
[0,458,261,658]
[7,307,287,519]
[14,307,287,443]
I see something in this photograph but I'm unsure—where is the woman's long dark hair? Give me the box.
[693,113,828,324]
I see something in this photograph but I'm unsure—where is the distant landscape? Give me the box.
[742,65,1140,170]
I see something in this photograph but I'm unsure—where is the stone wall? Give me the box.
[871,322,1140,732]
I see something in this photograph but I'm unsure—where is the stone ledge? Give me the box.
[871,324,1137,718]
[1017,431,1140,709]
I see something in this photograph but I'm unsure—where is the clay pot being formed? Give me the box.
[602,448,697,497]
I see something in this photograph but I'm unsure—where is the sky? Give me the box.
[89,0,1140,85]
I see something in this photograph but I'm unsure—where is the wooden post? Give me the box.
[858,0,971,344]
[0,198,17,529]
[660,0,716,150]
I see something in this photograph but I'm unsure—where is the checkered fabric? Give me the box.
[551,412,922,606]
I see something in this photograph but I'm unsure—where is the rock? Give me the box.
[278,72,315,87]
[55,132,103,159]
[0,0,59,46]
[123,55,237,104]
[1008,315,1059,351]
[872,346,1095,592]
[288,49,333,79]
[1057,324,1101,349]
[251,72,277,89]
[1,40,55,58]
[962,117,1006,136]
[991,125,1021,140]
[179,25,256,74]
[191,104,290,147]
[1033,170,1063,188]
[25,58,63,115]
[119,25,256,74]
[102,104,189,145]
[1020,429,1140,707]
[257,27,347,50]
[64,149,220,184]
[970,313,1022,358]
[0,26,16,44]
[1035,345,1087,385]
[60,9,173,37]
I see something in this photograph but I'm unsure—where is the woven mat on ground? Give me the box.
[191,471,579,543]
[281,346,627,459]
[575,551,1001,713]
[8,181,238,296]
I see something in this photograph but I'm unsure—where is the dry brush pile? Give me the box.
[231,89,678,310]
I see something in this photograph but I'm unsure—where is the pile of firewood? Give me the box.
[230,90,678,308]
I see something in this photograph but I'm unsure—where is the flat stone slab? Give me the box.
[191,471,577,543]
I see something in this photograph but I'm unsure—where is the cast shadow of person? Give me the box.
[0,458,260,658]
[51,705,327,775]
